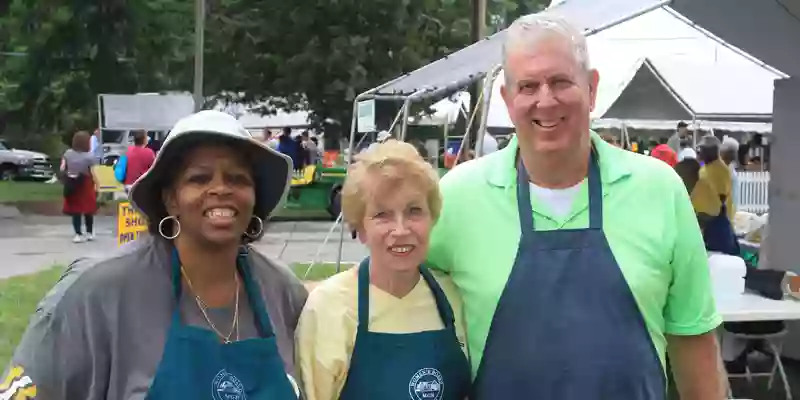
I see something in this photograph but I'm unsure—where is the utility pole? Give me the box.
[193,0,206,112]
[467,0,487,153]
[471,0,488,42]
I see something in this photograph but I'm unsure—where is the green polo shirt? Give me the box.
[427,132,722,376]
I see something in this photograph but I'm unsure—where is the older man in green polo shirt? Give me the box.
[426,14,725,400]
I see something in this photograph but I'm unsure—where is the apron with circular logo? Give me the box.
[145,248,300,400]
[338,258,471,400]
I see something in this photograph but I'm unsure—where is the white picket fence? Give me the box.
[737,171,770,214]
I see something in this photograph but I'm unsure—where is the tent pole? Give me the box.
[475,65,502,158]
[453,88,485,167]
[400,89,427,141]
[387,105,406,137]
[336,89,382,270]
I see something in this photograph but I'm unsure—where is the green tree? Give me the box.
[0,0,193,149]
[200,0,473,146]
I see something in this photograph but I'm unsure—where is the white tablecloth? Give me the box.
[716,290,800,322]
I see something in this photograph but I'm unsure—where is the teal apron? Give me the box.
[145,248,299,400]
[338,258,471,400]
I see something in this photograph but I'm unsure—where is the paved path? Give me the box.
[0,215,368,279]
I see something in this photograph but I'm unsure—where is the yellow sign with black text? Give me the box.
[117,202,148,246]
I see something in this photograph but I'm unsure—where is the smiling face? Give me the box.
[165,144,256,247]
[357,175,433,275]
[501,35,599,156]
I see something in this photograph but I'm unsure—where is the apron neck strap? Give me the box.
[419,265,456,328]
[516,147,603,233]
[356,257,456,333]
[170,247,275,337]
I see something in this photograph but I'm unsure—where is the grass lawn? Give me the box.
[290,262,354,281]
[0,266,65,367]
[0,181,63,203]
[0,262,352,366]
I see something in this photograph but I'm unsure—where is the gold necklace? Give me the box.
[181,266,240,344]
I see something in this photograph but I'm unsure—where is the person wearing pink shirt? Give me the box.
[125,130,156,185]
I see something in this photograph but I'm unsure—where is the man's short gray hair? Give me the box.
[502,14,591,80]
[698,135,722,148]
[720,136,740,153]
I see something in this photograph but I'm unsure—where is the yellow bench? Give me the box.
[291,165,317,186]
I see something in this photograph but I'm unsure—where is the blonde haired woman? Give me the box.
[296,140,470,400]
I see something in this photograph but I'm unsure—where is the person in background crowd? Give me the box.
[674,158,701,194]
[90,129,103,163]
[427,14,724,399]
[266,129,280,150]
[146,131,164,154]
[651,137,678,167]
[296,140,470,400]
[3,111,307,400]
[61,131,98,243]
[699,136,735,221]
[310,137,320,159]
[678,138,697,162]
[294,132,307,171]
[720,136,740,210]
[278,127,301,171]
[302,131,320,165]
[124,130,156,186]
[668,121,691,154]
[696,136,739,255]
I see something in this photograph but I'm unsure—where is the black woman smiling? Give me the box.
[3,110,308,400]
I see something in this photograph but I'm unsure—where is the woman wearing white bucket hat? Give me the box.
[3,111,307,400]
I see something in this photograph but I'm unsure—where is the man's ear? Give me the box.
[588,69,600,111]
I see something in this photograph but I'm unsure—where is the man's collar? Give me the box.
[486,131,632,190]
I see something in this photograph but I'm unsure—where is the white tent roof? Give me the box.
[369,0,797,101]
[588,7,782,117]
[236,109,311,129]
[417,56,689,129]
[214,99,312,129]
[398,6,783,131]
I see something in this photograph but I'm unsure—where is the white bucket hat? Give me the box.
[129,110,292,234]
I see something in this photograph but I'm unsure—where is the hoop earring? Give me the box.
[158,216,181,240]
[245,216,264,239]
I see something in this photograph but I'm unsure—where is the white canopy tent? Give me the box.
[214,99,312,130]
[411,56,688,128]
[404,7,782,134]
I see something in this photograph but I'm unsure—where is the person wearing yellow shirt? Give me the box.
[295,140,471,400]
[695,136,740,255]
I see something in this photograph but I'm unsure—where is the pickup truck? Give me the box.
[0,138,55,181]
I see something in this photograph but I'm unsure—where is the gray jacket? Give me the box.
[4,236,308,400]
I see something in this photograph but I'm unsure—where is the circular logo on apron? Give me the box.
[408,368,444,400]
[212,369,246,400]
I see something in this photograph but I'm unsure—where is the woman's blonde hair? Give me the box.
[342,140,442,231]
